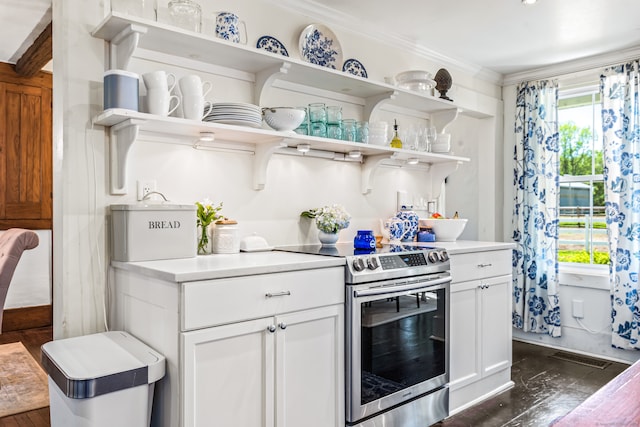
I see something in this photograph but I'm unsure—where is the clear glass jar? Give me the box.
[327,123,343,140]
[341,119,357,142]
[310,121,327,138]
[168,0,202,33]
[326,106,342,124]
[308,102,327,124]
[356,121,369,143]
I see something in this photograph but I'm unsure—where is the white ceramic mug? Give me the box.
[179,75,213,120]
[214,12,247,44]
[146,88,180,116]
[142,71,177,93]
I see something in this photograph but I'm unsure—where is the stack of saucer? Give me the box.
[204,102,262,128]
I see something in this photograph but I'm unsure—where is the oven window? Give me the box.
[360,288,446,404]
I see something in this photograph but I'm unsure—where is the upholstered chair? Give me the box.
[0,229,39,333]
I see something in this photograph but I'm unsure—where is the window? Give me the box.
[557,85,607,265]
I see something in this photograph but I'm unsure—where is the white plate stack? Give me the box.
[204,102,262,128]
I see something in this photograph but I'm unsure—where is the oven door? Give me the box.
[346,273,450,423]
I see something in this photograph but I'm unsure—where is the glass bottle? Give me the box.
[390,119,403,148]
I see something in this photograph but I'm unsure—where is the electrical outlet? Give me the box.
[137,179,157,201]
[572,299,584,319]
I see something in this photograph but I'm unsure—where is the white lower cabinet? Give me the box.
[111,265,344,427]
[448,249,513,414]
[181,304,344,427]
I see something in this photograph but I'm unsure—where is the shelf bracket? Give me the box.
[429,161,463,199]
[110,118,143,194]
[364,91,398,121]
[253,141,286,190]
[255,62,291,106]
[109,24,148,70]
[361,153,395,195]
[431,109,459,134]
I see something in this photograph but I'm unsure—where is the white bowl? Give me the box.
[419,218,468,241]
[395,70,436,92]
[262,107,306,132]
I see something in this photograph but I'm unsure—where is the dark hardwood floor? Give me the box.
[0,328,631,427]
[437,340,629,426]
[0,326,52,427]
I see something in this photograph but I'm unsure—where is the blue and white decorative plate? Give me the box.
[298,24,342,70]
[256,35,289,57]
[342,58,367,78]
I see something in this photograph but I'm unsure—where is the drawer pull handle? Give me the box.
[267,325,276,333]
[477,263,493,268]
[265,291,291,298]
[279,322,287,330]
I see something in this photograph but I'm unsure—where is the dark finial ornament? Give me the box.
[434,68,453,101]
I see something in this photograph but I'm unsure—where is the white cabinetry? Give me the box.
[111,263,344,427]
[182,305,343,427]
[448,249,513,414]
[90,13,471,195]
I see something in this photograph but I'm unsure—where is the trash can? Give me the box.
[41,331,165,427]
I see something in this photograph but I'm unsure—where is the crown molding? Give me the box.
[502,45,640,86]
[271,0,503,85]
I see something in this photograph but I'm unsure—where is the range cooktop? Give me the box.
[274,243,438,257]
[275,243,450,284]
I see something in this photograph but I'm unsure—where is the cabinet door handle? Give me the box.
[267,325,276,333]
[279,322,287,330]
[265,291,291,298]
[477,263,493,268]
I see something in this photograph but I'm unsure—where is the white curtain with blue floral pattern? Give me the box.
[512,80,562,337]
[601,61,640,350]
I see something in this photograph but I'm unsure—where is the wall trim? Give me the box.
[503,45,640,86]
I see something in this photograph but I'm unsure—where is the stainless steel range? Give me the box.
[276,243,451,427]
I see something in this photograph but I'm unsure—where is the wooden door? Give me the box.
[0,63,52,229]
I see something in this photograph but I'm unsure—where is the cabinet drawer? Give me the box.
[450,250,512,283]
[181,267,344,331]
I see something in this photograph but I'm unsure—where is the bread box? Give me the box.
[110,203,196,262]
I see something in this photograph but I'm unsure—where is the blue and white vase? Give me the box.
[396,206,419,242]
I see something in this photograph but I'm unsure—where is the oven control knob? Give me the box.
[439,251,449,262]
[367,257,380,270]
[428,251,440,263]
[353,258,366,272]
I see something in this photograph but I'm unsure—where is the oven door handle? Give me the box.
[353,275,451,297]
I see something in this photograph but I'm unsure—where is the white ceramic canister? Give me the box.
[213,218,240,254]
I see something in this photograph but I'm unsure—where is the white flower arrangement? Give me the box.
[301,204,351,234]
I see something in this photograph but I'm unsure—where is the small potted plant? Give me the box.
[301,204,351,245]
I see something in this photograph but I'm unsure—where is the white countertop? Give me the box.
[426,240,515,255]
[111,240,514,283]
[111,250,345,283]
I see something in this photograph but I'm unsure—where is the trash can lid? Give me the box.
[41,331,165,399]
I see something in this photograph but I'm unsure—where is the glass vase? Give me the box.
[197,224,212,254]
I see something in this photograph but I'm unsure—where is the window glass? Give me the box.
[557,87,607,265]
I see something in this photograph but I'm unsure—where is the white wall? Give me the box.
[52,0,503,338]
